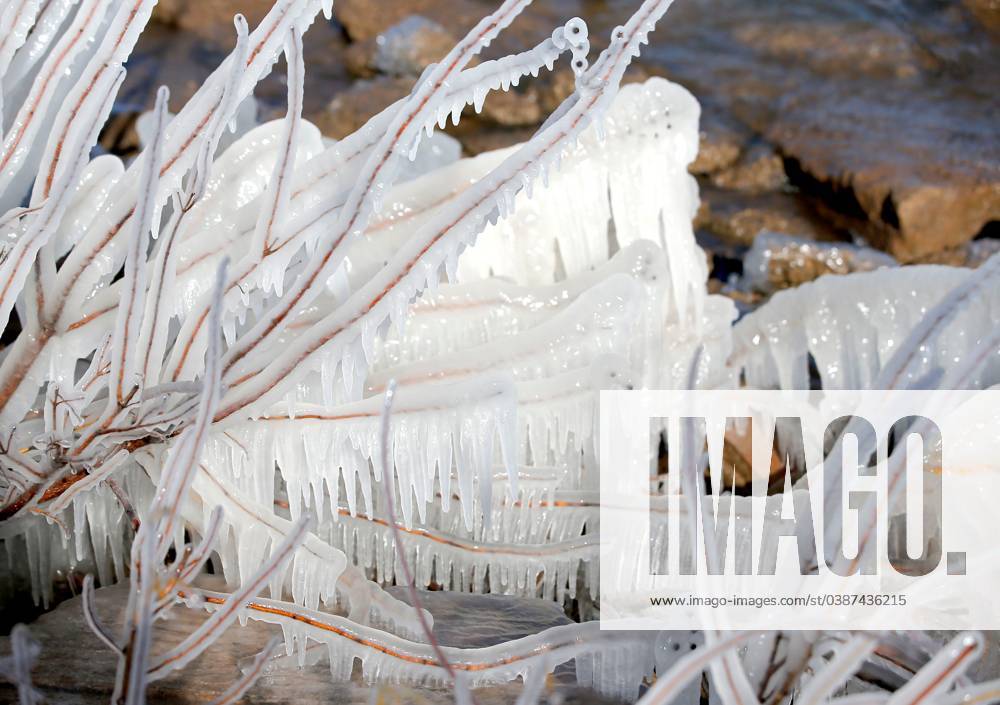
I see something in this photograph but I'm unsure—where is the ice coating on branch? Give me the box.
[370,241,665,372]
[0,0,117,212]
[733,265,1000,391]
[230,597,659,699]
[209,374,517,531]
[366,274,642,393]
[0,0,860,700]
[323,509,596,601]
[457,78,705,314]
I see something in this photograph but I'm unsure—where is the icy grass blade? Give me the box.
[174,505,224,587]
[0,0,113,207]
[136,194,187,386]
[886,633,983,705]
[40,0,325,346]
[365,274,641,394]
[191,460,347,603]
[0,448,46,485]
[374,379,462,686]
[0,65,124,343]
[796,634,878,705]
[201,595,653,697]
[107,86,168,408]
[371,241,663,370]
[326,510,596,600]
[45,449,129,514]
[250,26,303,260]
[0,0,79,98]
[290,19,581,205]
[873,253,1000,391]
[733,263,1000,393]
[190,460,424,637]
[162,23,303,381]
[33,0,156,203]
[106,26,589,387]
[0,0,42,138]
[933,678,1000,705]
[150,260,227,555]
[824,256,1000,559]
[184,15,251,210]
[82,574,120,654]
[220,0,536,375]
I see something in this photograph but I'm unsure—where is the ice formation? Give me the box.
[732,263,1000,391]
[1,0,998,702]
[0,0,740,697]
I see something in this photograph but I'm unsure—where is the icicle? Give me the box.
[733,265,1000,391]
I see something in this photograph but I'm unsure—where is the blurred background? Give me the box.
[111,0,1000,294]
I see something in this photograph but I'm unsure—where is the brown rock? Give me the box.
[734,20,933,79]
[713,208,798,246]
[964,0,1000,33]
[699,187,842,247]
[123,23,221,112]
[536,67,578,114]
[641,0,999,262]
[152,0,275,44]
[98,111,142,158]
[450,123,537,156]
[719,422,784,489]
[474,63,650,131]
[478,85,544,126]
[912,238,1000,268]
[769,86,1000,260]
[128,20,351,121]
[343,41,377,78]
[743,232,897,293]
[334,0,484,41]
[690,114,749,176]
[316,76,414,139]
[709,144,787,193]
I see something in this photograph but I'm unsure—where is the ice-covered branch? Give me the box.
[216,1,676,421]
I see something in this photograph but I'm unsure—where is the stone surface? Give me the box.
[316,76,414,139]
[912,238,1000,268]
[125,19,352,124]
[648,0,1000,259]
[153,0,276,44]
[732,20,934,79]
[742,232,897,293]
[964,0,1000,33]
[768,86,1000,260]
[709,144,787,193]
[697,187,843,247]
[344,16,458,78]
[334,0,493,43]
[689,113,749,176]
[450,124,538,156]
[0,582,615,704]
